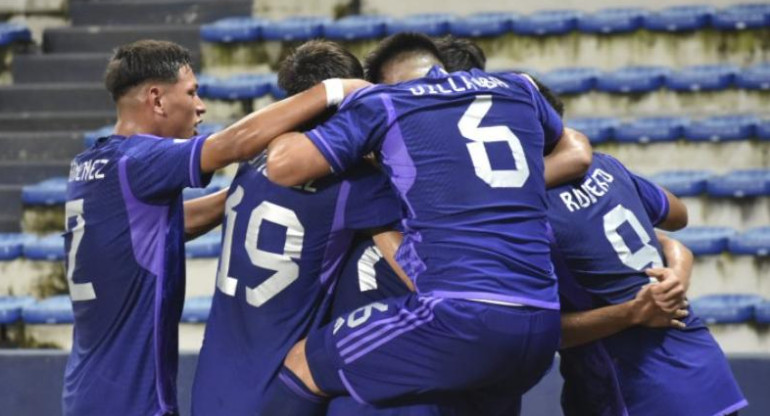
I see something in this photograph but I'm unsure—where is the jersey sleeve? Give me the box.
[124,134,213,203]
[305,88,389,174]
[499,72,564,149]
[343,162,402,230]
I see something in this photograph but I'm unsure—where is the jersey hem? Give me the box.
[424,290,559,310]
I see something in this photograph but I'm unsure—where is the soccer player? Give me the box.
[190,40,402,416]
[253,32,593,415]
[547,152,747,416]
[62,39,367,415]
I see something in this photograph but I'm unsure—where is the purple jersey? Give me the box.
[191,155,400,415]
[307,66,563,309]
[63,134,211,415]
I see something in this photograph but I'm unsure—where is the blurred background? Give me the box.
[0,0,768,414]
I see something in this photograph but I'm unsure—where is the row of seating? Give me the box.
[651,170,770,198]
[0,22,30,46]
[669,226,770,256]
[2,293,767,326]
[200,4,770,44]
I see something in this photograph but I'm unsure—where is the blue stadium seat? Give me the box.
[185,231,222,259]
[511,10,581,36]
[577,7,647,34]
[667,226,736,256]
[270,77,287,100]
[22,296,74,324]
[755,300,770,324]
[202,74,273,100]
[758,119,770,140]
[712,4,770,30]
[691,294,764,324]
[323,15,389,40]
[0,23,32,46]
[196,122,224,137]
[386,13,455,36]
[644,5,715,32]
[200,17,266,43]
[684,114,758,142]
[566,117,619,144]
[21,177,67,206]
[596,66,670,93]
[83,125,114,148]
[540,67,600,94]
[707,170,770,198]
[23,234,65,261]
[666,64,739,92]
[196,74,216,98]
[449,12,518,37]
[182,296,212,323]
[736,62,770,90]
[261,16,330,41]
[0,296,35,324]
[0,234,34,261]
[728,227,770,256]
[614,116,688,143]
[649,170,712,197]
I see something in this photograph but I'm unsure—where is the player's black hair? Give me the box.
[278,39,363,97]
[104,39,192,102]
[364,32,446,83]
[435,36,487,72]
[517,73,565,117]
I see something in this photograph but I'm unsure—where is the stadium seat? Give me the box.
[200,17,266,43]
[21,177,67,206]
[0,234,34,261]
[386,13,454,36]
[596,66,670,93]
[736,62,770,90]
[684,114,758,142]
[322,15,390,40]
[196,122,224,137]
[448,12,518,37]
[758,119,770,140]
[185,231,222,259]
[668,226,736,256]
[565,117,618,144]
[614,116,688,143]
[22,295,74,324]
[666,64,739,92]
[261,16,330,42]
[269,75,287,100]
[23,235,64,261]
[540,67,600,94]
[182,296,212,323]
[650,170,712,197]
[728,226,770,256]
[0,296,35,324]
[577,7,647,34]
[511,9,581,36]
[755,300,770,324]
[644,5,715,32]
[0,22,31,46]
[690,294,764,324]
[201,74,273,101]
[712,4,770,30]
[707,170,770,197]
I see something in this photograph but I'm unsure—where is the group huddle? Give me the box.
[62,32,747,416]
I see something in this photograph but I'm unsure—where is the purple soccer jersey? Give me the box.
[191,155,400,415]
[307,66,562,309]
[63,134,211,415]
[547,153,746,415]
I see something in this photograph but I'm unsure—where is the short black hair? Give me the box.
[104,39,192,101]
[278,40,363,97]
[516,72,565,117]
[364,32,445,83]
[435,36,487,72]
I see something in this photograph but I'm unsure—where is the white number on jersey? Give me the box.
[357,245,383,292]
[603,204,663,271]
[217,186,305,307]
[458,95,530,188]
[64,199,97,301]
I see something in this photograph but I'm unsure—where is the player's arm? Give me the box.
[370,228,415,291]
[655,188,688,231]
[561,285,688,349]
[183,188,228,240]
[199,79,369,173]
[266,132,333,186]
[645,232,693,312]
[544,127,592,188]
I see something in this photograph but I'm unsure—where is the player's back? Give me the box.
[192,155,399,415]
[63,134,209,415]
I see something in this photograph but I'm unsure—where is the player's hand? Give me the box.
[632,285,688,330]
[645,267,687,313]
[341,79,372,96]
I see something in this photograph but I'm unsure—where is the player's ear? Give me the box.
[148,85,165,116]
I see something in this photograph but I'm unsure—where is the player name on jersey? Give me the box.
[409,74,510,96]
[68,159,109,182]
[558,168,615,213]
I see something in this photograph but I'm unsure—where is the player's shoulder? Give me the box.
[591,152,628,175]
[339,84,389,110]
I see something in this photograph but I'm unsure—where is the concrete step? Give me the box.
[43,25,202,54]
[0,131,84,162]
[0,112,115,132]
[0,161,70,185]
[0,83,112,113]
[70,0,251,26]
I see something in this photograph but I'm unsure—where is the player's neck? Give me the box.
[114,113,162,138]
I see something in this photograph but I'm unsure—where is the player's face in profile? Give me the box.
[162,65,205,139]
